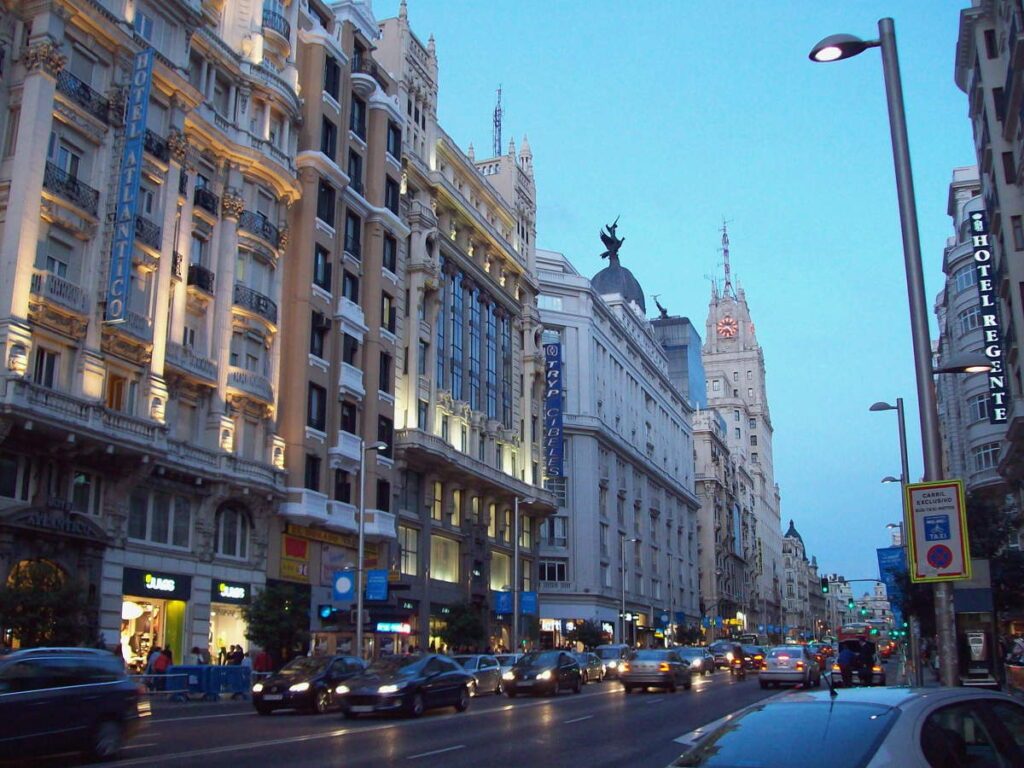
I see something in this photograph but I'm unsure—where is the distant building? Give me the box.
[652,313,707,410]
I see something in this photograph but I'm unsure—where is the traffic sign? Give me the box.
[904,480,971,583]
[332,570,354,602]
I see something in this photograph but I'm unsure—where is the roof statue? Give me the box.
[599,216,625,263]
[653,294,669,319]
[591,217,646,314]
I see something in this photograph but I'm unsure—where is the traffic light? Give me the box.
[847,598,855,611]
[820,577,830,594]
[318,604,337,622]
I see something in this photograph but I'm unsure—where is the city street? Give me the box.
[51,669,780,768]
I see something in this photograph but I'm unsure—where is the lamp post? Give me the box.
[620,535,638,645]
[511,496,535,653]
[355,439,388,661]
[811,19,975,687]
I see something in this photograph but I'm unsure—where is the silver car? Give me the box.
[452,654,503,696]
[759,645,821,689]
[495,653,522,679]
[620,649,693,693]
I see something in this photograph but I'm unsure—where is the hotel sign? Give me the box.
[543,342,564,477]
[969,211,1008,423]
[105,49,155,323]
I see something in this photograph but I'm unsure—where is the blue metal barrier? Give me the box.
[211,665,253,699]
[166,665,218,701]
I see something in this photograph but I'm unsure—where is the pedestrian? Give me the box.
[190,646,207,665]
[144,645,162,690]
[153,646,172,691]
[218,645,227,665]
[253,648,273,673]
[241,652,252,670]
[837,642,858,688]
[230,645,244,665]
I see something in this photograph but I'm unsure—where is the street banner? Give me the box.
[332,570,354,602]
[493,591,512,614]
[905,480,971,583]
[365,569,388,600]
[520,591,538,615]
[876,546,906,627]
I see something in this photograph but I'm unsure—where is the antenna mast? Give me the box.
[720,219,734,296]
[492,85,503,157]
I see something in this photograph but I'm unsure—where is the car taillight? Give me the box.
[777,655,790,661]
[795,662,804,670]
[872,666,882,673]
[620,663,630,672]
[761,661,768,670]
[658,662,671,672]
[832,664,841,672]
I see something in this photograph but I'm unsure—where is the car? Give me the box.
[593,643,631,678]
[740,644,767,670]
[452,654,503,695]
[503,650,582,697]
[758,645,821,689]
[830,639,886,687]
[620,649,693,693]
[806,642,832,669]
[667,687,1024,768]
[336,653,473,718]
[707,640,735,670]
[252,654,365,715]
[574,651,605,683]
[495,652,522,678]
[675,646,715,676]
[0,647,149,762]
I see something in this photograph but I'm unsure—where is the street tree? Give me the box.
[566,619,605,649]
[243,582,309,668]
[0,560,95,648]
[439,603,486,651]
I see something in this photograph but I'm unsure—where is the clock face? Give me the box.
[717,316,738,338]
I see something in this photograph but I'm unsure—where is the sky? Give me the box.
[377,1,977,587]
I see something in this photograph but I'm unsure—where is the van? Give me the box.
[594,644,631,678]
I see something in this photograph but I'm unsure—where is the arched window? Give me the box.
[215,506,250,559]
[6,558,65,590]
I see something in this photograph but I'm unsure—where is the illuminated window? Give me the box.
[429,535,459,583]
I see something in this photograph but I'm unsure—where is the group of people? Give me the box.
[836,639,876,686]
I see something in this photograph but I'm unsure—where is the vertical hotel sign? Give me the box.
[105,49,155,323]
[969,210,1008,422]
[543,342,564,477]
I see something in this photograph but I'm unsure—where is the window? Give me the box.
[1003,151,1016,185]
[347,150,363,193]
[418,340,429,376]
[340,400,357,435]
[967,393,991,423]
[417,399,428,429]
[377,479,391,512]
[750,435,758,446]
[732,371,738,382]
[105,373,137,414]
[334,470,352,503]
[734,428,741,439]
[304,454,321,491]
[429,535,459,583]
[436,259,447,388]
[747,387,753,398]
[984,28,997,58]
[307,383,326,430]
[441,415,449,442]
[379,352,392,394]
[342,271,359,302]
[733,409,740,422]
[502,508,511,543]
[485,304,498,418]
[342,333,359,365]
[539,560,567,582]
[383,235,397,273]
[215,506,250,559]
[128,490,191,548]
[432,481,443,521]
[399,525,418,576]
[384,176,400,215]
[496,444,503,471]
[310,311,328,358]
[33,347,59,389]
[377,416,393,458]
[746,370,752,380]
[320,117,337,159]
[993,86,1006,123]
[519,514,532,548]
[469,290,481,409]
[313,245,332,290]
[344,211,361,257]
[451,489,462,526]
[451,274,464,400]
[712,380,720,391]
[316,180,335,226]
[953,264,978,293]
[349,95,366,139]
[381,294,396,334]
[957,306,982,335]
[1013,216,1024,251]
[920,702,1004,768]
[133,9,155,41]
[71,471,101,515]
[4,107,20,158]
[752,452,758,463]
[749,418,756,429]
[972,442,1000,472]
[386,121,401,158]
[487,503,497,538]
[599,523,608,555]
[547,516,567,547]
[324,55,341,100]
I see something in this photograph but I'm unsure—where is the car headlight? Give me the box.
[335,684,349,695]
[252,683,264,693]
[502,671,515,680]
[536,670,552,681]
[288,682,310,693]
[691,660,702,669]
[726,652,734,661]
[607,661,617,669]
[378,684,402,694]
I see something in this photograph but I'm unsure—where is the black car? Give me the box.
[252,654,365,715]
[707,641,734,670]
[336,654,474,718]
[0,647,148,762]
[504,650,582,697]
[740,645,767,670]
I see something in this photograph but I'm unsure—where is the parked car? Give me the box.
[452,654,503,695]
[707,641,735,670]
[594,643,632,678]
[503,650,582,696]
[252,654,365,715]
[758,645,821,689]
[495,653,522,678]
[336,654,473,718]
[668,687,1024,767]
[829,640,887,687]
[574,652,605,683]
[0,647,148,762]
[676,646,715,676]
[620,649,693,693]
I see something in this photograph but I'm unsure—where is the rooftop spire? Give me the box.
[720,219,734,297]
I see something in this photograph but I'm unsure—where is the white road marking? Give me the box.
[564,715,593,724]
[644,697,665,705]
[152,710,254,724]
[406,745,465,760]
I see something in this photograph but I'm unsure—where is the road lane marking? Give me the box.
[564,715,593,724]
[406,745,465,760]
[152,710,254,723]
[644,697,665,705]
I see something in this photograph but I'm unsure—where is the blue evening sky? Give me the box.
[379,1,975,590]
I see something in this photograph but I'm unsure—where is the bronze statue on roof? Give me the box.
[599,216,625,263]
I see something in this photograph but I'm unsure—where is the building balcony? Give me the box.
[261,9,291,41]
[244,134,294,175]
[193,186,220,216]
[42,162,99,217]
[30,269,87,315]
[335,296,368,342]
[120,310,153,341]
[363,508,397,540]
[227,366,274,404]
[350,59,386,97]
[143,129,170,163]
[339,362,365,399]
[165,439,284,491]
[187,263,215,295]
[280,488,330,527]
[233,283,277,324]
[55,70,110,124]
[165,342,217,384]
[238,210,283,249]
[135,215,162,250]
[329,430,362,472]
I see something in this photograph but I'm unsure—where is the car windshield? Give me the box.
[366,656,424,676]
[742,646,764,655]
[769,648,803,658]
[674,701,899,767]
[595,648,623,660]
[677,649,701,658]
[495,655,518,665]
[452,656,476,668]
[517,651,561,668]
[279,656,330,675]
[632,650,672,661]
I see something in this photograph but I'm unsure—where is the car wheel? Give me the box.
[573,677,582,694]
[256,705,273,716]
[623,684,632,694]
[408,692,425,718]
[89,720,122,762]
[455,686,470,712]
[314,688,331,714]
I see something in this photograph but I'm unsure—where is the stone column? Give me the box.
[170,149,197,347]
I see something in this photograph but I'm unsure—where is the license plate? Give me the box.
[263,694,283,701]
[350,705,374,713]
[518,680,533,687]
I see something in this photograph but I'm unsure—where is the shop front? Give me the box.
[120,567,191,671]
[429,604,452,652]
[209,579,251,662]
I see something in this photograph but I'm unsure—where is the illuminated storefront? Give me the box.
[209,579,251,660]
[120,568,191,671]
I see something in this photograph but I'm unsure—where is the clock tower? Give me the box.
[701,223,784,635]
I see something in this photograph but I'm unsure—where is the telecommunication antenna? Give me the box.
[719,218,734,296]
[492,85,503,157]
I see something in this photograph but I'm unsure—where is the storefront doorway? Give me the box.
[208,579,251,663]
[120,568,191,670]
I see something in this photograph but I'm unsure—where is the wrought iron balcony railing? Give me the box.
[262,9,291,40]
[193,186,219,215]
[179,171,189,196]
[187,263,215,294]
[238,210,282,248]
[134,215,161,249]
[43,162,99,216]
[56,70,110,124]
[144,129,170,162]
[233,283,278,324]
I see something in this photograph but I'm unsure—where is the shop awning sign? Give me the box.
[122,567,191,601]
[211,579,250,605]
[905,480,971,583]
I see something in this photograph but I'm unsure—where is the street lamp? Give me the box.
[933,352,993,375]
[881,475,902,484]
[511,496,535,654]
[812,18,961,684]
[355,439,388,661]
[620,535,639,645]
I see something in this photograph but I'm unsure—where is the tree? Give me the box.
[566,619,605,649]
[439,603,486,651]
[674,625,702,645]
[966,492,1022,559]
[243,582,309,668]
[0,560,95,648]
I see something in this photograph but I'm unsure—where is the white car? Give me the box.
[669,687,1024,767]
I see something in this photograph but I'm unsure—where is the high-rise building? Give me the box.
[0,0,300,661]
[374,3,555,652]
[536,247,700,646]
[701,226,783,631]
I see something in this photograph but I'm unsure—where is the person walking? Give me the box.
[253,648,273,673]
[153,647,172,691]
[837,643,859,688]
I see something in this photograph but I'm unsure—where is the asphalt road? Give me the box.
[89,668,779,768]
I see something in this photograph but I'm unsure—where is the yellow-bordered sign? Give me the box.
[904,479,971,583]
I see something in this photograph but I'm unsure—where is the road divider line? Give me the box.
[564,715,593,724]
[407,745,465,760]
